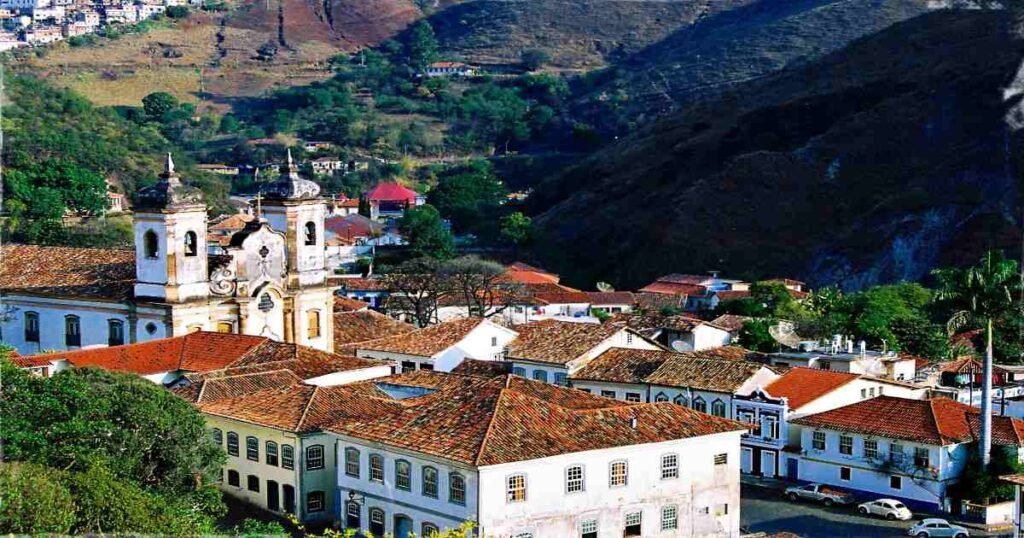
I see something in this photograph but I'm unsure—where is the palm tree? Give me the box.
[933,250,1019,467]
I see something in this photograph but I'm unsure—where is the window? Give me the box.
[107,319,125,346]
[422,466,438,498]
[673,394,688,406]
[655,392,669,402]
[861,388,867,399]
[512,367,526,377]
[692,397,707,413]
[890,475,902,490]
[626,332,634,345]
[890,443,905,463]
[580,519,598,538]
[369,453,384,482]
[554,372,568,386]
[395,460,411,491]
[227,432,239,456]
[247,475,260,492]
[307,310,321,339]
[422,523,439,537]
[24,312,39,343]
[565,465,584,493]
[306,445,325,470]
[624,511,642,536]
[65,315,80,347]
[184,231,198,256]
[711,399,727,417]
[369,508,385,536]
[625,392,642,403]
[812,431,826,451]
[246,436,259,461]
[840,467,851,481]
[914,447,930,468]
[864,439,878,459]
[227,470,240,487]
[610,460,627,487]
[764,415,779,439]
[601,390,616,399]
[839,435,853,455]
[307,491,324,513]
[661,505,678,531]
[507,474,526,503]
[449,472,466,505]
[304,222,317,246]
[491,336,498,346]
[209,428,223,446]
[819,359,831,371]
[714,453,728,465]
[344,447,359,477]
[216,322,233,333]
[282,444,294,470]
[532,370,548,383]
[265,441,279,466]
[869,388,875,397]
[143,230,159,258]
[716,503,729,516]
[661,454,679,480]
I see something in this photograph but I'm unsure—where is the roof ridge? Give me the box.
[473,386,508,466]
[928,398,951,445]
[195,380,209,403]
[296,385,320,431]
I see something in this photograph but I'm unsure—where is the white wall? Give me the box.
[477,431,744,538]
[305,365,393,386]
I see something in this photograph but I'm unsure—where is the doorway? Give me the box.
[266,480,279,511]
[283,485,295,514]
[394,514,413,538]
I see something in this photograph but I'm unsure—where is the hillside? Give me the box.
[529,9,1024,290]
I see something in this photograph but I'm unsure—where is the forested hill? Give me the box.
[529,9,1024,291]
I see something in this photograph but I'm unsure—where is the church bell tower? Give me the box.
[261,149,327,288]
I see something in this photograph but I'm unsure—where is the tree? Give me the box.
[739,319,778,352]
[933,250,1020,467]
[407,21,439,73]
[499,211,533,246]
[141,91,179,122]
[520,48,551,71]
[383,257,449,327]
[427,160,507,235]
[165,5,189,18]
[399,204,455,259]
[440,256,525,319]
[0,463,76,534]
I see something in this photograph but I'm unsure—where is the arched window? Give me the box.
[226,432,239,456]
[673,394,688,407]
[211,428,223,446]
[368,453,384,482]
[304,221,317,246]
[422,523,439,537]
[512,367,526,377]
[265,441,279,466]
[216,322,233,333]
[422,466,438,498]
[306,445,325,470]
[281,444,294,470]
[532,370,548,383]
[654,392,669,402]
[711,399,727,417]
[64,315,80,347]
[449,472,466,505]
[184,230,198,256]
[692,396,707,413]
[368,508,385,536]
[344,447,360,477]
[395,460,411,491]
[247,475,260,492]
[143,230,159,258]
[506,473,526,503]
[245,436,259,461]
[108,319,124,346]
[609,460,627,487]
[24,311,39,343]
[227,469,240,487]
[307,310,321,339]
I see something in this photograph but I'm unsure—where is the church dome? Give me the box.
[263,149,321,200]
[136,153,204,210]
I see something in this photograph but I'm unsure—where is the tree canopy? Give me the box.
[399,204,455,259]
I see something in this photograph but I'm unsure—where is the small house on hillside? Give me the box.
[424,61,475,78]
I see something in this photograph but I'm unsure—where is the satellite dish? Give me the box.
[670,340,690,353]
[596,281,614,292]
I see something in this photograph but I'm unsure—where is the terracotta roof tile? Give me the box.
[571,347,672,384]
[765,367,860,410]
[366,182,418,202]
[451,359,513,378]
[356,318,488,357]
[334,296,371,312]
[331,277,388,291]
[642,350,768,391]
[505,320,623,365]
[524,283,590,304]
[638,281,706,296]
[711,314,752,333]
[585,291,635,305]
[792,396,1024,447]
[333,310,414,348]
[1,244,135,301]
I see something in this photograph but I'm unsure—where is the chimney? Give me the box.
[859,341,866,358]
[630,416,638,429]
[846,338,854,354]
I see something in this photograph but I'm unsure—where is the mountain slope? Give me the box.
[530,9,1024,290]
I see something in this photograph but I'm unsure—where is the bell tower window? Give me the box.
[304,222,317,246]
[184,231,198,257]
[143,230,159,258]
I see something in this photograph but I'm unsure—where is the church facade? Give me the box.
[0,153,337,355]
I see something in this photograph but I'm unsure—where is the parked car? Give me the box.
[907,518,969,538]
[784,483,856,507]
[857,498,913,520]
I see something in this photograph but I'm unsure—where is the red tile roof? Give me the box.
[1,244,136,301]
[714,290,752,301]
[324,214,383,240]
[765,367,860,410]
[502,263,561,284]
[334,296,371,312]
[331,277,388,291]
[524,283,591,304]
[356,318,489,357]
[585,291,635,305]
[638,281,706,296]
[366,182,418,203]
[710,314,752,333]
[792,396,1024,447]
[583,348,769,391]
[505,320,623,365]
[333,310,414,348]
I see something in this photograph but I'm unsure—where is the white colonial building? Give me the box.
[354,318,518,372]
[0,153,337,355]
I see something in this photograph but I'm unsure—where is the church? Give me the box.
[0,153,337,354]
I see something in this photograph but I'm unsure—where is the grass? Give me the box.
[59,68,202,106]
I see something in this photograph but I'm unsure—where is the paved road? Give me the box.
[740,484,1011,538]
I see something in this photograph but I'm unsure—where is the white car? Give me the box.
[907,518,969,538]
[857,498,913,520]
